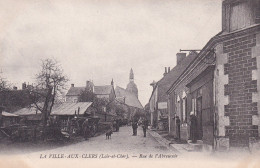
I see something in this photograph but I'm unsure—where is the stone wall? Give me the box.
[215,43,230,150]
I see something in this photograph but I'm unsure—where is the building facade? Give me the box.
[66,80,116,103]
[114,69,143,121]
[115,86,143,119]
[149,53,197,130]
[167,0,260,150]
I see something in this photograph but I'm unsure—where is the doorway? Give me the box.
[196,97,203,140]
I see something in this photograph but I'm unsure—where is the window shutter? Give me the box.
[256,2,260,23]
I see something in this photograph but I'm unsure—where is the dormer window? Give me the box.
[256,1,260,23]
[256,9,260,21]
[230,2,248,31]
[222,0,259,32]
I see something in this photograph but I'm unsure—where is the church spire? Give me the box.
[129,68,134,82]
[111,78,114,86]
[127,68,138,98]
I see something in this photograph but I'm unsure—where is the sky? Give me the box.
[0,0,222,106]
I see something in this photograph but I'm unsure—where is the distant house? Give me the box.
[94,85,116,100]
[51,102,93,117]
[65,85,85,103]
[13,102,95,129]
[148,52,197,130]
[51,102,94,131]
[13,106,42,125]
[66,80,116,102]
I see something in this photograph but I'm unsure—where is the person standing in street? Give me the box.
[134,121,138,136]
[116,119,120,132]
[176,116,181,140]
[142,118,148,137]
[132,120,138,136]
[190,112,197,143]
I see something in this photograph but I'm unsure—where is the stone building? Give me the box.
[167,0,260,150]
[115,69,143,121]
[66,80,116,103]
[115,86,143,120]
[148,52,197,130]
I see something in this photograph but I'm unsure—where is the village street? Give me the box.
[33,126,175,155]
[0,126,176,155]
[0,126,249,168]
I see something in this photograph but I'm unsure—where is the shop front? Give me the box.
[186,66,215,146]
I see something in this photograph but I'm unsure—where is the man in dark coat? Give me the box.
[176,116,181,140]
[142,118,148,137]
[190,112,197,143]
[116,119,120,132]
[132,121,138,136]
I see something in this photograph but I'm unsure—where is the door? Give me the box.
[196,97,203,140]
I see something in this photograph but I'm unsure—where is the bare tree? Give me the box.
[29,59,69,127]
[0,71,10,91]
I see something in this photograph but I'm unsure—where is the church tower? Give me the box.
[126,68,138,98]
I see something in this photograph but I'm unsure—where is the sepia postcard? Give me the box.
[0,0,260,168]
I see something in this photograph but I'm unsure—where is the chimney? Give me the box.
[168,67,170,73]
[71,84,74,87]
[86,80,90,91]
[150,80,157,89]
[22,82,26,90]
[176,53,186,65]
[163,67,167,76]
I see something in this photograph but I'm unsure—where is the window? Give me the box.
[176,95,181,118]
[182,91,187,123]
[256,1,260,23]
[180,99,183,123]
[230,2,252,31]
[183,97,187,123]
[192,98,196,116]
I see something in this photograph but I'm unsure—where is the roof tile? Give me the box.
[94,85,113,95]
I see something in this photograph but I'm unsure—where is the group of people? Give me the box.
[175,111,198,143]
[132,118,148,137]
